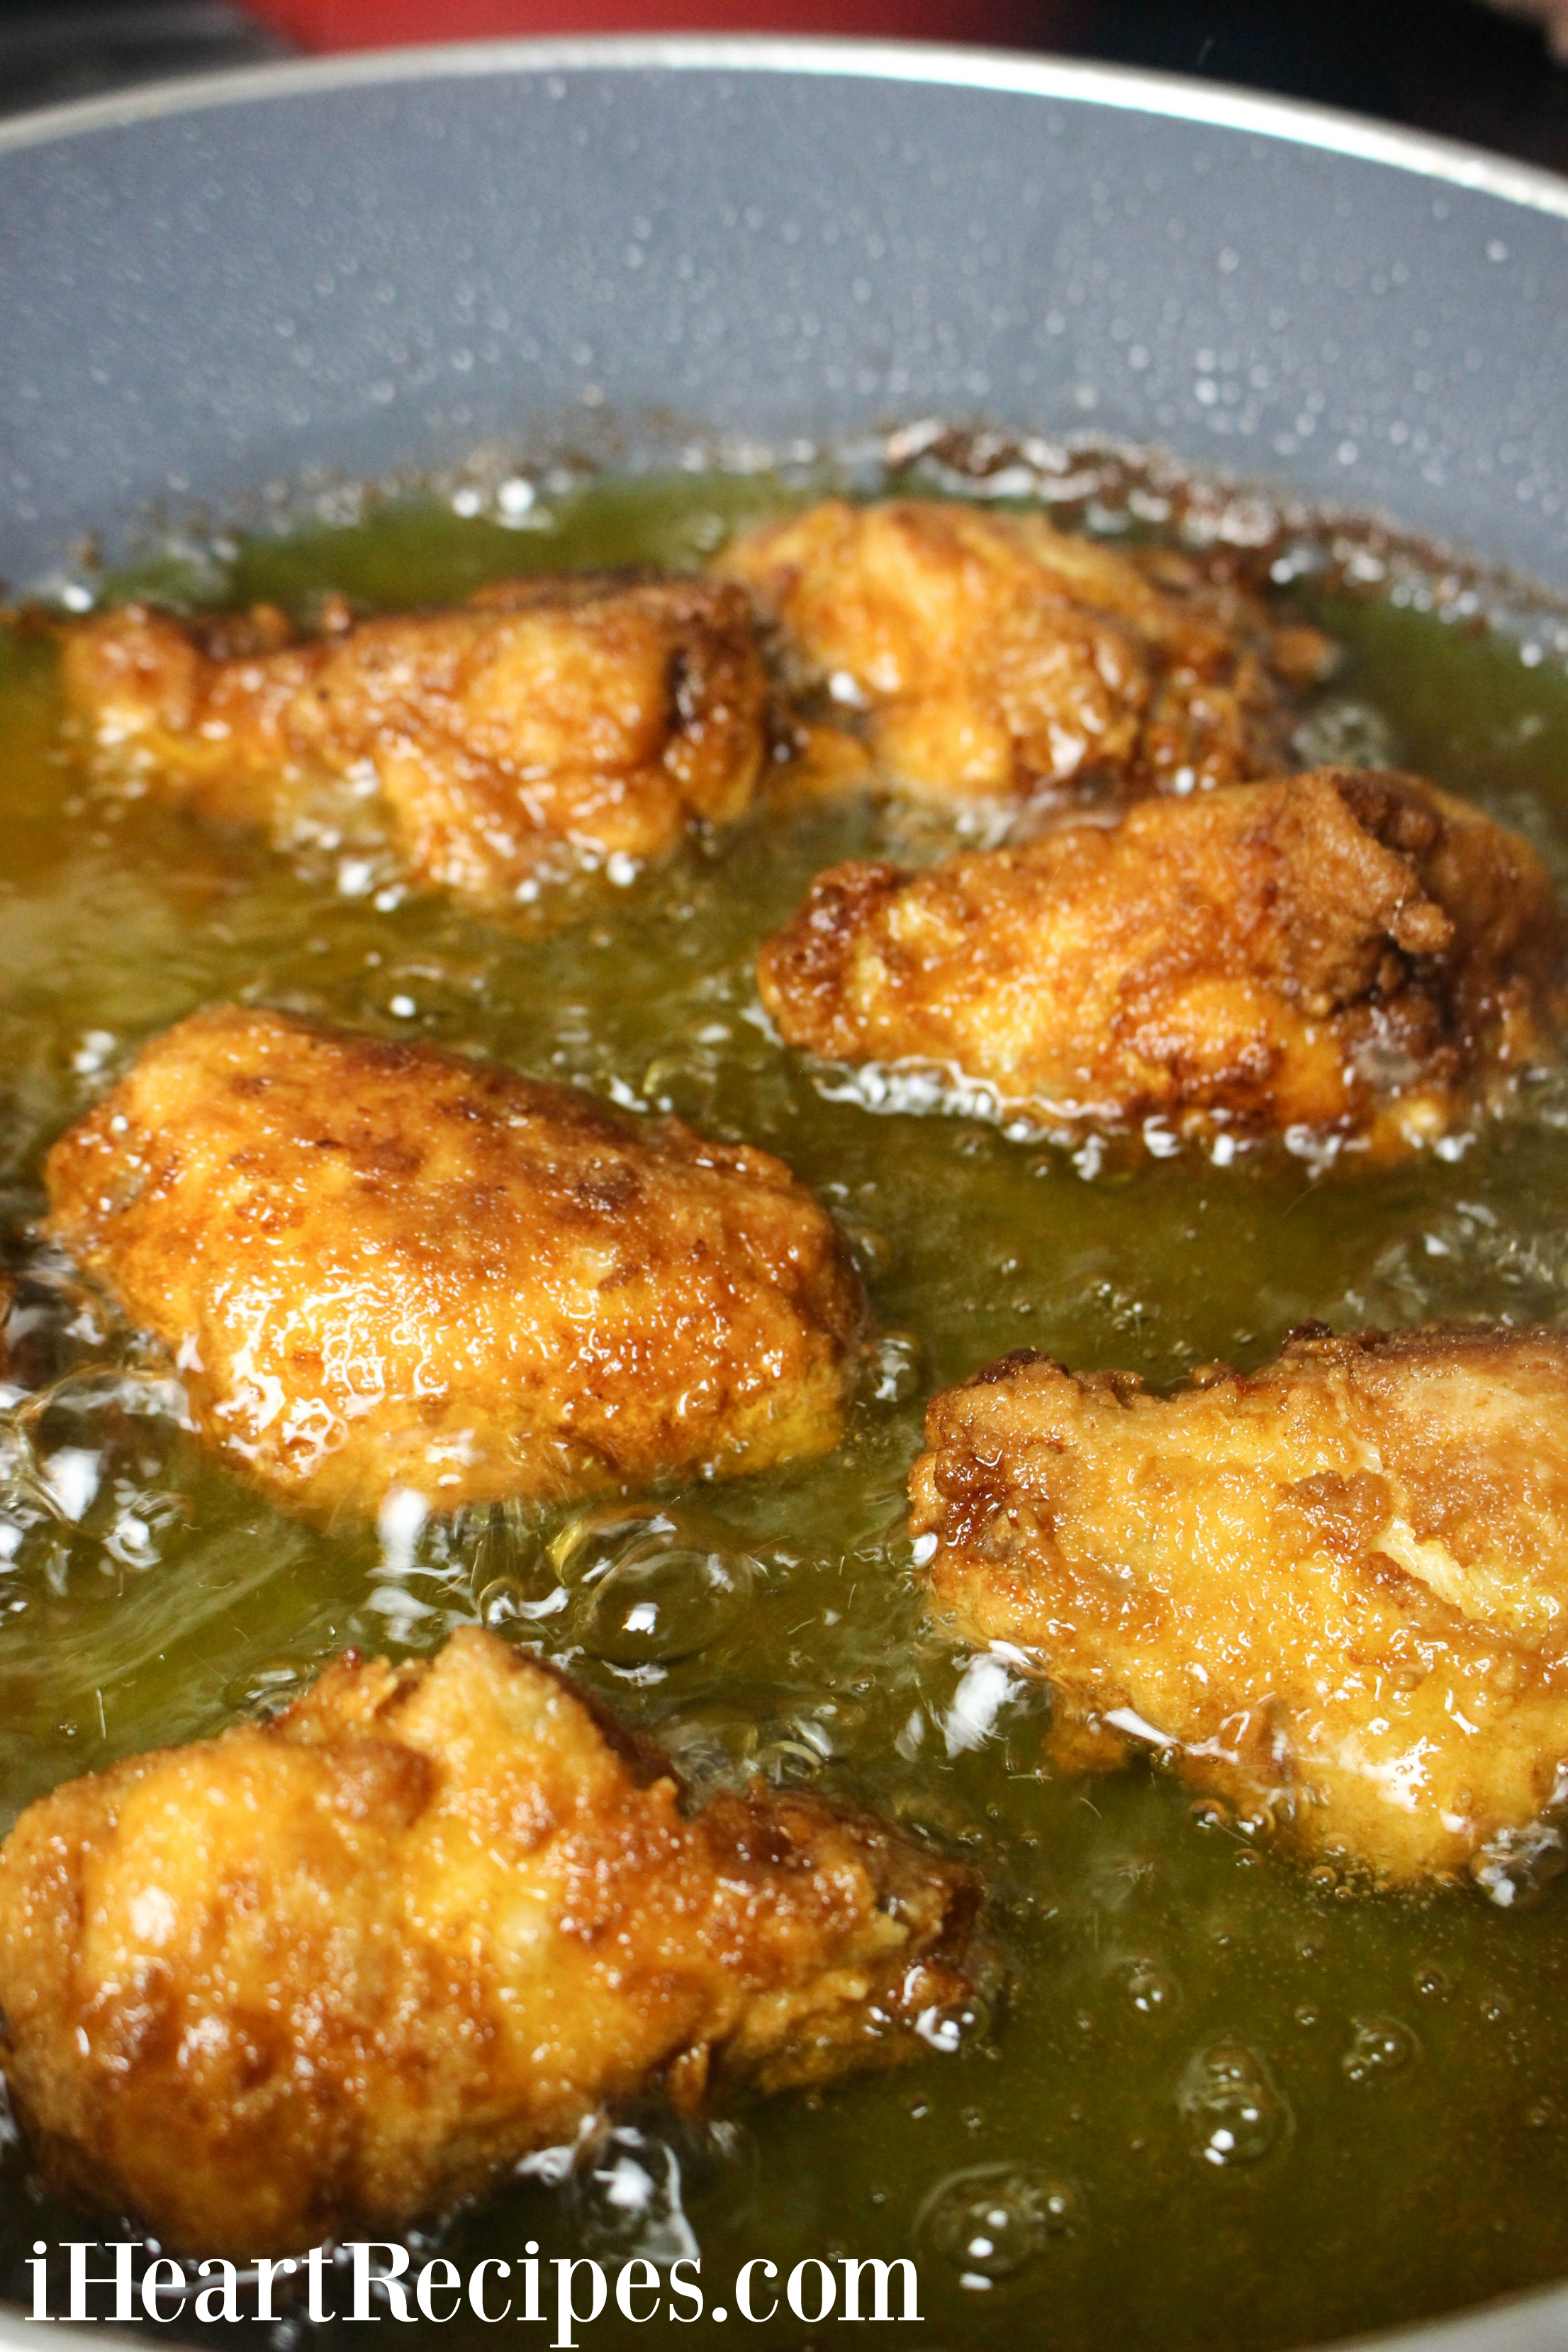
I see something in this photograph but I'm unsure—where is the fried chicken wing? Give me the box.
[44,1006,867,1518]
[717,498,1326,807]
[0,1625,982,2254]
[60,575,768,905]
[758,768,1563,1158]
[912,1325,1568,1886]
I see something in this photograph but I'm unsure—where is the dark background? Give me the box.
[3,0,1568,168]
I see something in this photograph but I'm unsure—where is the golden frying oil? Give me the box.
[5,474,1568,2349]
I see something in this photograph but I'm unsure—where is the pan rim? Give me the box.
[1,27,1567,228]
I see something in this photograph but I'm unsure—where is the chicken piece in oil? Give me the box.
[44,1006,868,1518]
[757,768,1563,1160]
[59,575,768,905]
[911,1325,1568,1888]
[717,497,1328,808]
[0,1625,983,2255]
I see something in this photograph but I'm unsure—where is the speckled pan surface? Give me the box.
[4,38,1568,594]
[3,38,1568,2352]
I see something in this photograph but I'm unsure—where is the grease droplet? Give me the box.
[550,1499,677,1582]
[577,1538,756,1667]
[866,1330,922,1404]
[916,2163,1082,2285]
[1121,1960,1177,2015]
[1179,2043,1289,2166]
[564,2124,699,2264]
[1342,2016,1416,2084]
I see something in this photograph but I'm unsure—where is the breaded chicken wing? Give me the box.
[717,498,1327,807]
[912,1325,1568,1886]
[45,1007,867,1518]
[60,575,768,905]
[0,1625,982,2254]
[758,768,1563,1158]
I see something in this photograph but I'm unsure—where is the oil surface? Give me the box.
[6,473,1568,2351]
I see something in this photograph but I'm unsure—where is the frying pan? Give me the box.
[3,35,1568,2351]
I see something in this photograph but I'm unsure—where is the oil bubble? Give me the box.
[0,1260,114,1394]
[839,1219,897,1284]
[469,1503,521,1587]
[1342,2016,1416,2084]
[916,2163,1083,2285]
[913,1994,993,2057]
[1120,1960,1177,2016]
[468,1504,562,1623]
[1291,697,1397,771]
[753,1725,834,1784]
[1472,1813,1568,1910]
[563,2124,700,2265]
[17,1367,188,1465]
[865,1331,923,1405]
[650,1691,841,1796]
[549,1499,681,1584]
[477,1574,566,1628]
[1413,1964,1452,2000]
[939,1649,1038,1758]
[559,2110,756,2258]
[645,1697,762,1791]
[476,1573,522,1626]
[1179,2043,1290,2166]
[576,1538,757,1667]
[2,1368,194,1593]
[222,1652,323,1718]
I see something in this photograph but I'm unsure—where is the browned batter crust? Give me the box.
[758,768,1564,1157]
[60,574,769,905]
[911,1323,1568,1884]
[45,1005,868,1518]
[0,1627,982,2254]
[718,496,1328,807]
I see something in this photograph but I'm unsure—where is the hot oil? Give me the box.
[4,474,1568,2349]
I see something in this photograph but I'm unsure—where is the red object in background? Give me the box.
[244,0,1080,55]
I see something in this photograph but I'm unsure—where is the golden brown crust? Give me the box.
[717,498,1323,807]
[911,1323,1568,1883]
[59,576,769,904]
[0,1627,981,2254]
[757,768,1564,1157]
[43,1006,868,1517]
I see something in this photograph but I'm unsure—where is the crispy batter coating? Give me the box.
[758,768,1564,1157]
[717,498,1326,807]
[0,1625,982,2254]
[60,575,768,904]
[912,1325,1568,1886]
[44,1006,868,1518]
